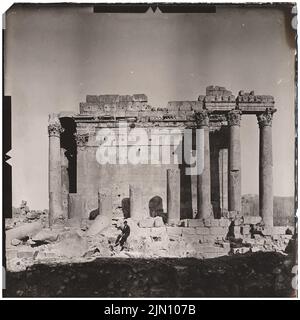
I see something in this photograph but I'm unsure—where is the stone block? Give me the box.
[52,231,88,258]
[6,248,18,260]
[130,185,147,220]
[133,94,147,102]
[166,227,182,236]
[17,247,38,259]
[281,234,293,240]
[182,234,201,244]
[98,189,112,218]
[228,211,238,219]
[222,242,231,251]
[153,216,164,227]
[86,215,111,236]
[195,227,210,235]
[272,227,289,235]
[211,219,220,227]
[167,169,181,223]
[202,252,219,259]
[26,211,41,220]
[219,218,231,227]
[232,247,250,254]
[261,227,273,236]
[138,217,154,228]
[86,95,99,103]
[187,219,204,227]
[243,216,262,225]
[11,239,22,246]
[199,245,221,253]
[203,218,212,227]
[179,219,189,227]
[6,221,43,244]
[68,194,85,219]
[66,217,81,227]
[169,234,182,242]
[241,225,250,236]
[32,229,59,243]
[150,227,167,237]
[209,226,227,235]
[202,235,216,244]
[182,227,197,235]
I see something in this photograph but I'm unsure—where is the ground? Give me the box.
[3,252,297,298]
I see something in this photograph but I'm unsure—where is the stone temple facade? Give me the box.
[48,86,276,228]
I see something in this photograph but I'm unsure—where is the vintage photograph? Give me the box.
[2,2,298,298]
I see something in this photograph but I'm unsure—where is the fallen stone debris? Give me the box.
[5,202,296,273]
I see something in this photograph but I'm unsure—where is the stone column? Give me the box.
[167,169,180,224]
[257,109,274,227]
[68,193,84,220]
[219,148,228,213]
[98,189,112,219]
[48,114,64,225]
[129,185,146,220]
[227,110,242,213]
[195,110,211,219]
[61,148,69,219]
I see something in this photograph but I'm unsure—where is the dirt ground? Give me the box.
[3,251,297,298]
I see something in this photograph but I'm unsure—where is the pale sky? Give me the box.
[4,4,296,209]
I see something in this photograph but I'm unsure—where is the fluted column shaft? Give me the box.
[227,110,242,213]
[195,110,211,219]
[257,109,274,227]
[48,114,64,225]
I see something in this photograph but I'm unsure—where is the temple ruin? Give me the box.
[48,85,276,228]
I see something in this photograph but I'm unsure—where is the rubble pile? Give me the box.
[5,202,296,272]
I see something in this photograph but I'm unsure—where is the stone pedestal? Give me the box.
[257,110,274,227]
[68,193,84,219]
[129,185,145,220]
[48,114,64,225]
[227,110,242,212]
[195,111,211,219]
[98,189,112,218]
[68,193,85,219]
[167,169,180,224]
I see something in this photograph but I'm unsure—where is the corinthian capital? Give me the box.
[194,110,210,127]
[75,132,89,147]
[48,113,64,137]
[227,110,242,126]
[257,109,274,128]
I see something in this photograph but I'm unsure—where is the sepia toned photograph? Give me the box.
[1,2,298,299]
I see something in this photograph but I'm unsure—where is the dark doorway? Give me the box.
[121,197,130,219]
[149,196,163,217]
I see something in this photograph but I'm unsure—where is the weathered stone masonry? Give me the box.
[48,86,276,227]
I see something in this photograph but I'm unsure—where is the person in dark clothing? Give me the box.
[115,220,130,250]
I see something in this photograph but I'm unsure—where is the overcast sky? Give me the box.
[5,4,296,209]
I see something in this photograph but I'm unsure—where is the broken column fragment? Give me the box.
[129,185,146,220]
[68,193,84,220]
[98,189,112,218]
[167,169,181,224]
